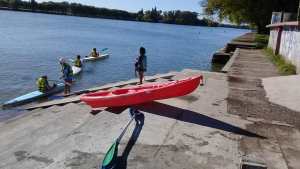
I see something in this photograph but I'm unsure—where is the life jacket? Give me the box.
[37,77,47,93]
[74,59,82,67]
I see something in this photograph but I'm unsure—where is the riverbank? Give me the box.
[0,10,248,105]
[211,32,257,65]
[0,7,136,22]
[1,33,300,168]
[225,33,300,168]
[227,48,300,169]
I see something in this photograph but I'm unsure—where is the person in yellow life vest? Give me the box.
[36,76,53,93]
[74,55,82,67]
[90,48,99,58]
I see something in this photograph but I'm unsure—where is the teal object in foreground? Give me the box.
[3,83,64,108]
[101,112,136,169]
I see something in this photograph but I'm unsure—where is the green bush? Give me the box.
[255,34,269,48]
[264,48,296,75]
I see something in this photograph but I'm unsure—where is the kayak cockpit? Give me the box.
[112,89,130,95]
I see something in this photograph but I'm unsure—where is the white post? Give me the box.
[298,0,300,28]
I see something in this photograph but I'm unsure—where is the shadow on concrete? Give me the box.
[115,112,145,169]
[90,106,128,115]
[106,106,128,114]
[133,101,266,139]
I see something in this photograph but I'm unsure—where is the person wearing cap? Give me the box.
[36,75,54,93]
[59,58,73,95]
[90,48,99,58]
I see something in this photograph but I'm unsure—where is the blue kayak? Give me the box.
[2,83,65,108]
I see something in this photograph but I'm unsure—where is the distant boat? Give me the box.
[83,54,109,62]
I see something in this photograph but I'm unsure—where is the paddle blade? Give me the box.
[101,48,109,52]
[101,142,118,169]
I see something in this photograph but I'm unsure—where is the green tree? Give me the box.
[202,0,299,33]
[143,7,162,22]
[136,9,144,21]
[30,0,37,11]
[162,11,176,23]
[8,0,21,9]
[0,0,9,7]
[0,0,213,27]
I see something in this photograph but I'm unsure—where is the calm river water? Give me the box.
[0,10,248,107]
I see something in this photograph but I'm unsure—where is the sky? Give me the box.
[35,0,203,13]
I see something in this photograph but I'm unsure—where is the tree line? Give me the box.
[0,0,218,27]
[202,0,299,33]
[136,7,218,26]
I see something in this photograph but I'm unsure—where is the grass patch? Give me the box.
[255,34,269,48]
[264,48,296,75]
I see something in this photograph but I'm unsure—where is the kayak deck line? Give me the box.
[25,72,177,110]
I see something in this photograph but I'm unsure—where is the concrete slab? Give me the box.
[239,123,300,169]
[3,67,300,169]
[0,69,256,169]
[0,103,94,168]
[263,75,300,112]
[222,48,240,73]
[227,48,300,169]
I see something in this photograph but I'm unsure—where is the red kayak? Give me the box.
[80,75,202,108]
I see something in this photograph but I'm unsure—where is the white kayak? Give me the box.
[83,54,109,62]
[72,66,82,75]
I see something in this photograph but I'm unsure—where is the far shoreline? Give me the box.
[0,7,249,30]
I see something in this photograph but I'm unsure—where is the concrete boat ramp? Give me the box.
[0,69,256,169]
[1,67,300,169]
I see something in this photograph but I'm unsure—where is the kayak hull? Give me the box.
[3,83,65,108]
[72,66,82,75]
[83,54,109,62]
[80,76,201,108]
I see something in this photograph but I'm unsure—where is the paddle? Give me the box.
[101,110,136,169]
[100,48,109,52]
[48,79,64,84]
